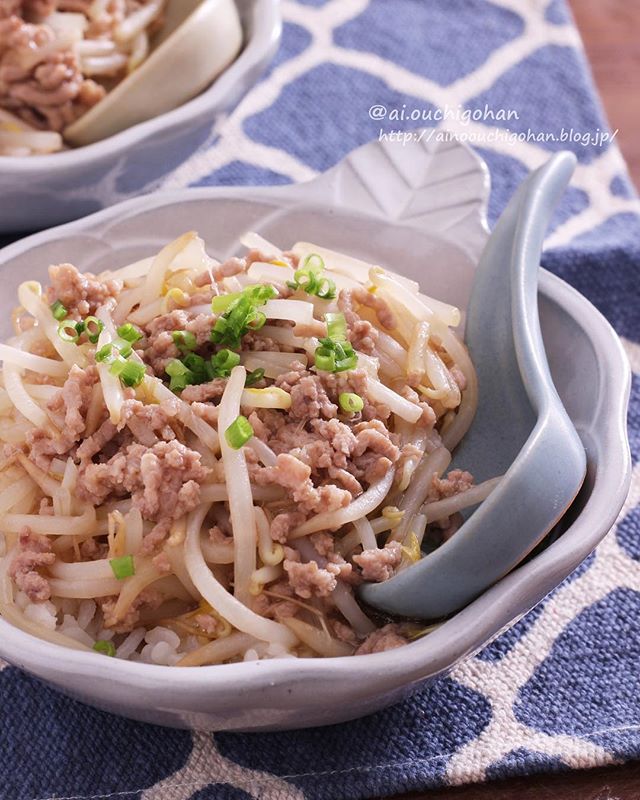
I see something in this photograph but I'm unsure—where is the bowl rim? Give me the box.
[0,0,282,173]
[0,183,631,701]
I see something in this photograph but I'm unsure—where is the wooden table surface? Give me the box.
[395,2,640,798]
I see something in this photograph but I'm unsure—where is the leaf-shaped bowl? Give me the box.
[0,135,630,731]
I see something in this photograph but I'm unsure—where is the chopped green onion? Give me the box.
[172,330,197,353]
[287,255,335,299]
[314,350,336,372]
[50,300,67,321]
[325,312,347,340]
[246,310,266,331]
[112,337,133,358]
[116,360,146,388]
[302,253,325,272]
[183,352,206,372]
[225,415,254,449]
[116,323,142,344]
[315,276,336,299]
[165,358,194,392]
[211,284,277,348]
[108,356,127,377]
[182,353,208,385]
[339,392,364,413]
[211,291,241,313]
[290,267,317,290]
[83,316,103,344]
[212,348,240,377]
[93,640,116,657]
[95,343,114,363]
[245,367,265,386]
[314,336,358,373]
[75,321,86,335]
[110,554,135,580]
[57,321,80,343]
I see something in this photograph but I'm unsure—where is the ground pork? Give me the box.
[353,541,402,582]
[119,398,179,446]
[9,526,55,602]
[193,249,269,288]
[77,440,210,546]
[45,263,122,317]
[75,418,117,461]
[241,332,293,353]
[254,453,352,515]
[100,587,163,633]
[355,623,409,655]
[142,310,214,374]
[398,385,437,428]
[194,613,228,637]
[274,363,389,423]
[179,378,227,404]
[350,419,400,482]
[0,8,105,131]
[337,288,396,354]
[26,364,104,470]
[282,547,340,599]
[46,364,98,437]
[26,427,69,470]
[270,511,305,543]
[190,401,218,425]
[429,469,474,502]
[25,364,98,468]
[275,362,338,420]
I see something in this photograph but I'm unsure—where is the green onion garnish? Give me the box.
[315,276,336,299]
[165,358,194,392]
[113,359,146,388]
[302,253,325,272]
[225,415,254,449]
[212,348,240,376]
[315,337,357,373]
[95,343,114,362]
[287,254,336,299]
[245,367,265,386]
[314,350,336,372]
[172,330,197,353]
[110,554,135,580]
[211,291,241,314]
[339,392,364,413]
[57,321,80,343]
[83,316,104,344]
[289,267,316,291]
[93,640,116,657]
[112,337,133,358]
[211,284,277,348]
[325,312,347,340]
[50,300,67,321]
[116,323,142,343]
[183,352,208,385]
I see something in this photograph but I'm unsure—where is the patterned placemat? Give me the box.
[2,1,640,798]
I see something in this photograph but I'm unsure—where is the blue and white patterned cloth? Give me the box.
[2,1,640,798]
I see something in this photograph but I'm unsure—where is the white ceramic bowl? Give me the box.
[0,0,281,234]
[0,137,630,731]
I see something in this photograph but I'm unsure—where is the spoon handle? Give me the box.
[360,152,586,620]
[512,152,577,414]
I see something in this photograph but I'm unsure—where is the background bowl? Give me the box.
[0,0,281,235]
[0,136,630,731]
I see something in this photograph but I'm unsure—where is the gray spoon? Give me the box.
[359,151,587,620]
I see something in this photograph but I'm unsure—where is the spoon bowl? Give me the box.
[360,151,587,620]
[64,0,243,147]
